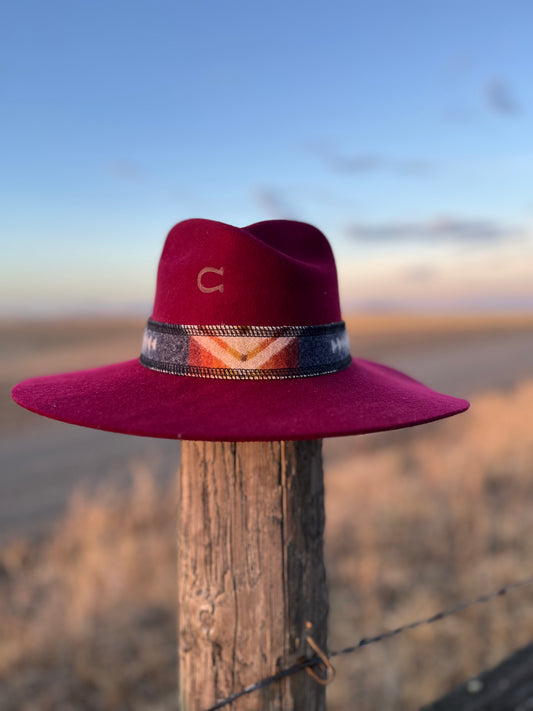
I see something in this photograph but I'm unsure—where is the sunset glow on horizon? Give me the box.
[2,1,533,315]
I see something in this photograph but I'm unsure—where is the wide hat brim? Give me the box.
[12,357,469,441]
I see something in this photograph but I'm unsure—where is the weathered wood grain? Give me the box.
[177,440,328,710]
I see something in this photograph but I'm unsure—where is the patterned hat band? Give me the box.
[139,319,352,380]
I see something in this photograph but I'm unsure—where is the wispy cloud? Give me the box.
[345,216,520,244]
[309,143,433,176]
[441,52,476,82]
[328,152,383,173]
[107,160,145,181]
[394,159,433,176]
[402,264,438,282]
[253,187,297,218]
[485,77,521,115]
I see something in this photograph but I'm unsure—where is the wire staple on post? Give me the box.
[205,572,533,711]
[305,621,336,686]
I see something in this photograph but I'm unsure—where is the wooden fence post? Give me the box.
[177,440,328,710]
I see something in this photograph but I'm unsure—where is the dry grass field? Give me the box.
[1,314,533,710]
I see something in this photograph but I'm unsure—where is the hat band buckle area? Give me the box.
[139,319,352,380]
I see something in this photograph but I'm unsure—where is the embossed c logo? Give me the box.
[197,266,224,293]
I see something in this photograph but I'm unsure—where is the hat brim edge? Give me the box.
[11,357,470,442]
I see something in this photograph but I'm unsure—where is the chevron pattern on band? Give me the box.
[139,319,351,380]
[191,334,296,370]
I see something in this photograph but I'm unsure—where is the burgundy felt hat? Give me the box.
[12,218,469,441]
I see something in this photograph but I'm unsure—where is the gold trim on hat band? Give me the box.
[139,319,352,380]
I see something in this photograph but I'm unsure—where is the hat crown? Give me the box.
[151,219,342,326]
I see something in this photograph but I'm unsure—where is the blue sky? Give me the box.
[2,0,533,314]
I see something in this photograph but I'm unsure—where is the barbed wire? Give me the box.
[206,573,533,710]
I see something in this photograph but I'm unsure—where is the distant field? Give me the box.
[2,313,533,542]
[3,310,533,394]
[1,375,532,709]
[345,311,533,337]
[3,312,533,435]
[4,312,533,372]
[1,313,533,709]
